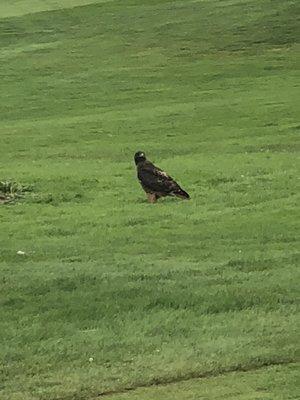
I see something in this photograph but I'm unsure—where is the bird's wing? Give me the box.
[138,161,181,194]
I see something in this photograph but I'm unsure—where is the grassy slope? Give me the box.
[0,0,299,399]
[110,363,299,400]
[0,0,112,18]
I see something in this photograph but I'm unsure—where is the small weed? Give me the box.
[0,180,33,204]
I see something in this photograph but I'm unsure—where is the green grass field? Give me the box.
[0,0,299,399]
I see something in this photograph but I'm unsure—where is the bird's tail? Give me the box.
[174,188,190,200]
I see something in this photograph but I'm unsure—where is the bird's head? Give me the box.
[134,151,146,165]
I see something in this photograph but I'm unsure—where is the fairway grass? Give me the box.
[0,0,299,399]
[109,363,299,400]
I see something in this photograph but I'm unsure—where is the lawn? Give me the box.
[0,0,299,399]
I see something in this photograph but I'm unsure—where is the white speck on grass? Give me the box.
[17,251,26,255]
[89,357,94,362]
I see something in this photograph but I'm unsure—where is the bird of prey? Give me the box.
[134,151,190,203]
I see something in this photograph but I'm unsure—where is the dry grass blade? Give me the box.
[0,180,33,204]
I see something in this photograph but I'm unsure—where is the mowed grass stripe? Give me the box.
[0,0,299,399]
[0,0,115,19]
[107,363,299,400]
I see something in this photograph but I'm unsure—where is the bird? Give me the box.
[134,151,190,203]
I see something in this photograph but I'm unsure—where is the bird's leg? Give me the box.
[147,193,157,203]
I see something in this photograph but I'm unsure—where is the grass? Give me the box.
[109,363,299,400]
[0,0,299,399]
[0,180,33,204]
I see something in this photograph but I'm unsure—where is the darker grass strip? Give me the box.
[95,358,297,398]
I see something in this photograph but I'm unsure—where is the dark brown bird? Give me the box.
[134,151,190,203]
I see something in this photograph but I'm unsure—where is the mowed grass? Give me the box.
[0,0,299,399]
[110,363,299,400]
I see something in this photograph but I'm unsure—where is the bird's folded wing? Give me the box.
[139,163,179,193]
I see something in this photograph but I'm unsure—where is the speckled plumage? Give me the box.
[134,151,190,203]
